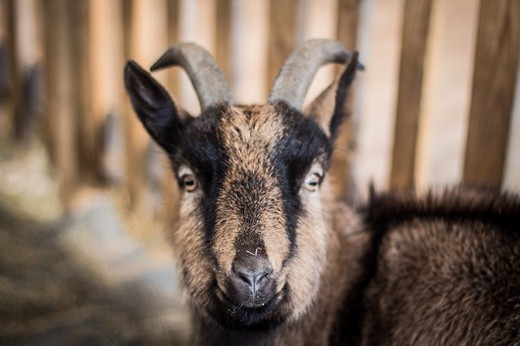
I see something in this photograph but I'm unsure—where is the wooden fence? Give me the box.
[1,0,519,221]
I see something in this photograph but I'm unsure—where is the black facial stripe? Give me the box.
[173,106,230,266]
[273,102,333,256]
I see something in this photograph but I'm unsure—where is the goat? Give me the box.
[124,39,520,345]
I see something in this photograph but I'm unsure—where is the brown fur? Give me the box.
[358,188,520,345]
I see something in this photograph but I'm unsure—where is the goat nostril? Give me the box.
[232,257,273,289]
[234,268,270,287]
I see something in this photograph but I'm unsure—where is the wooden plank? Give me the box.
[163,0,182,228]
[389,0,433,189]
[415,0,479,191]
[267,0,300,94]
[215,0,232,83]
[231,0,269,104]
[5,0,40,143]
[503,62,520,190]
[463,0,520,188]
[337,0,361,49]
[90,0,126,183]
[70,1,98,183]
[124,0,168,216]
[301,0,337,105]
[166,0,181,97]
[5,0,22,139]
[352,0,404,195]
[330,0,361,203]
[42,0,78,210]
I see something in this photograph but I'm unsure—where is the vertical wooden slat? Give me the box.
[91,0,125,183]
[231,0,269,104]
[5,0,40,143]
[163,0,182,228]
[267,0,300,94]
[463,0,520,187]
[301,0,337,105]
[337,0,361,49]
[71,1,98,183]
[165,0,182,104]
[389,0,433,189]
[215,0,232,83]
[5,0,22,139]
[415,0,479,191]
[124,0,168,215]
[353,0,404,195]
[503,61,520,190]
[177,0,216,114]
[330,0,361,203]
[42,0,77,210]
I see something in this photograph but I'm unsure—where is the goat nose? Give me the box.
[233,257,273,288]
[230,255,276,307]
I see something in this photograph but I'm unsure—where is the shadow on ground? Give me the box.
[0,194,190,345]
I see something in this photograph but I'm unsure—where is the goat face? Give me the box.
[124,41,360,328]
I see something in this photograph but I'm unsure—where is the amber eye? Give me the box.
[181,174,198,192]
[304,172,322,192]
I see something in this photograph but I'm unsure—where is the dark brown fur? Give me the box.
[356,188,520,345]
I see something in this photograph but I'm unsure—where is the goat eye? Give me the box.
[181,174,198,192]
[304,172,322,192]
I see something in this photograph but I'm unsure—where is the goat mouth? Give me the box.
[214,285,287,328]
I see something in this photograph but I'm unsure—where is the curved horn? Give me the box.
[268,39,364,110]
[150,42,233,110]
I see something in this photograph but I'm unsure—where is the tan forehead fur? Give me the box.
[213,105,290,273]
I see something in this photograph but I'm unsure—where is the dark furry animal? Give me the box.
[356,189,520,345]
[124,40,520,345]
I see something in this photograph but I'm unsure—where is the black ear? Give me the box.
[124,60,182,152]
[305,52,360,141]
[330,52,359,140]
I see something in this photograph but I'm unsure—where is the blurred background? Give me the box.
[0,0,518,344]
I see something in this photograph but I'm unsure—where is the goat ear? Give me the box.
[304,52,360,141]
[124,60,184,153]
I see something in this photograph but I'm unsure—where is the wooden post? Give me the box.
[414,0,479,190]
[331,0,361,203]
[463,0,520,188]
[90,0,125,183]
[5,0,40,143]
[231,0,269,104]
[337,0,361,49]
[162,0,182,229]
[70,1,99,183]
[389,0,433,189]
[42,0,78,211]
[124,0,168,216]
[177,0,216,114]
[267,0,300,94]
[216,0,232,83]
